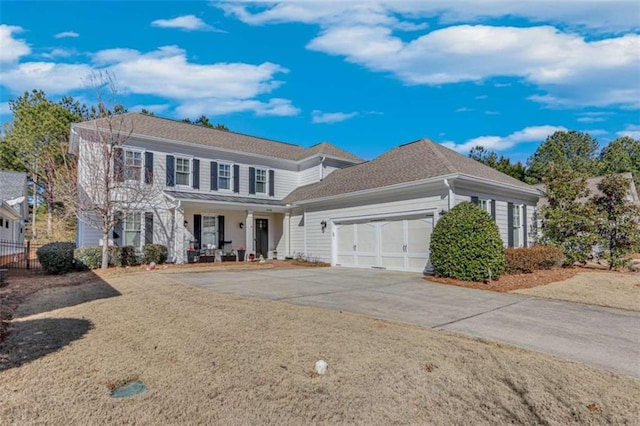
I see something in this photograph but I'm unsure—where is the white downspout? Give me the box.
[444,179,455,210]
[319,156,326,181]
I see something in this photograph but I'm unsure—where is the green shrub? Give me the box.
[505,245,566,274]
[109,246,140,267]
[142,244,168,264]
[74,246,103,270]
[430,202,505,281]
[36,242,76,274]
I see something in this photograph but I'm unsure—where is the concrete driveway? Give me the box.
[173,267,640,378]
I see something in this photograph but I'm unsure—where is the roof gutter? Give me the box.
[455,174,542,196]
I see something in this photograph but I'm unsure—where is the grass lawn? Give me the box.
[512,272,640,311]
[1,271,639,424]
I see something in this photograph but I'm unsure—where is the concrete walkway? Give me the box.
[173,267,640,378]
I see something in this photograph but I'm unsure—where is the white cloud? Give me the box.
[0,102,11,115]
[441,125,567,153]
[454,107,471,112]
[54,31,79,38]
[220,2,640,33]
[0,43,297,117]
[41,48,77,59]
[575,111,612,123]
[176,98,299,117]
[222,3,640,109]
[311,110,359,123]
[616,124,640,139]
[0,25,31,63]
[484,110,499,115]
[151,15,219,31]
[475,95,488,100]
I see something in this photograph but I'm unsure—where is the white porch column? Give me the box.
[174,207,186,264]
[283,211,290,258]
[245,210,254,255]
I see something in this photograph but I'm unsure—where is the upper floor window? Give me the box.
[255,168,267,194]
[218,163,231,190]
[175,157,190,186]
[124,150,142,181]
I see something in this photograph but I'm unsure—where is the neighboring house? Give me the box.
[72,113,540,272]
[0,171,28,250]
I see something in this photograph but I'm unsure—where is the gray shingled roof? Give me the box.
[285,139,535,203]
[75,113,363,163]
[0,171,27,201]
[165,191,285,206]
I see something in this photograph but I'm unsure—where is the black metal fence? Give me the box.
[0,240,42,270]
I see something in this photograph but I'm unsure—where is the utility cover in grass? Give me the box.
[110,381,147,398]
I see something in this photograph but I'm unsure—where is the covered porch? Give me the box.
[165,191,289,264]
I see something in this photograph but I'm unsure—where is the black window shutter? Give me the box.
[218,215,225,248]
[193,214,202,250]
[233,164,240,193]
[249,167,256,194]
[490,199,496,221]
[523,205,528,247]
[144,212,154,244]
[471,196,479,205]
[269,170,275,196]
[210,161,218,191]
[192,159,200,189]
[113,211,123,245]
[507,202,514,248]
[166,155,175,187]
[144,152,154,184]
[114,147,124,182]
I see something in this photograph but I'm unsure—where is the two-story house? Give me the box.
[72,113,541,272]
[0,171,28,245]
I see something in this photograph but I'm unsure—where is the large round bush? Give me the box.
[74,246,103,270]
[430,202,505,281]
[37,242,76,274]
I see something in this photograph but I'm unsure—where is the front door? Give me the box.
[255,218,268,258]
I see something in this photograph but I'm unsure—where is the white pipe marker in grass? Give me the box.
[315,360,328,375]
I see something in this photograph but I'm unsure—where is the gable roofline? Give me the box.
[72,113,362,164]
[290,172,541,206]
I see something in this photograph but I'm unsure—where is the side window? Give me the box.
[512,205,522,247]
[124,150,142,181]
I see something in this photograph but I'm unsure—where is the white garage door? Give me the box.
[335,215,433,272]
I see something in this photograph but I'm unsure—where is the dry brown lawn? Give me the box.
[513,272,640,311]
[1,271,639,425]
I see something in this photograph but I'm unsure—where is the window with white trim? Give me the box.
[202,216,217,248]
[124,212,142,247]
[124,150,142,181]
[175,157,190,186]
[255,168,267,194]
[218,163,231,190]
[512,204,523,247]
[478,199,491,213]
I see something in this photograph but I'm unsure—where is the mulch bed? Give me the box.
[425,265,629,293]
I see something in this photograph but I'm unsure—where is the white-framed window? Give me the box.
[218,163,231,191]
[124,212,142,247]
[202,215,217,248]
[175,157,190,186]
[124,150,143,181]
[478,199,491,214]
[255,168,267,194]
[512,204,523,247]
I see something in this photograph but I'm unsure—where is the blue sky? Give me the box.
[1,1,639,162]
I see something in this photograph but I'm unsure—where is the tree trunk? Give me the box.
[32,169,37,239]
[101,231,110,269]
[47,203,54,237]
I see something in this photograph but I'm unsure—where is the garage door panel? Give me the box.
[356,223,376,254]
[407,218,432,255]
[336,224,356,266]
